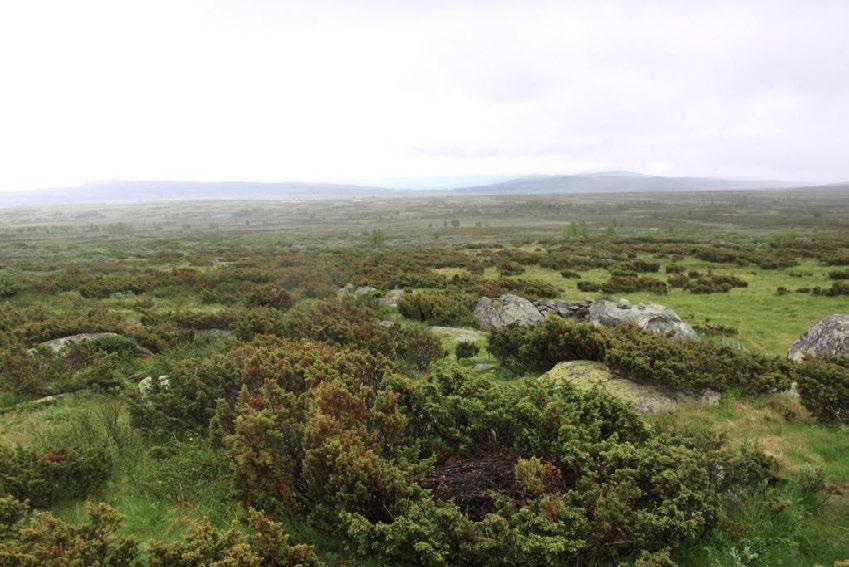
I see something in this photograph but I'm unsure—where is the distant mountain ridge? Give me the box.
[0,179,395,207]
[0,172,832,207]
[452,172,800,195]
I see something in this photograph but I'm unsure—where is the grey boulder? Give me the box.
[588,300,698,340]
[473,294,545,330]
[788,314,849,361]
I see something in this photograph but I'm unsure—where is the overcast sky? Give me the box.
[1,0,847,190]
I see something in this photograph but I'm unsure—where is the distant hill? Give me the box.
[452,171,801,195]
[0,180,396,207]
[0,173,830,207]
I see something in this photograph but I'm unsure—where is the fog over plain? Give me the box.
[1,0,847,191]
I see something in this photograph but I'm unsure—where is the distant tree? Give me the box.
[450,219,461,228]
[369,229,386,247]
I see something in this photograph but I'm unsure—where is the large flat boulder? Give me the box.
[38,332,121,352]
[473,294,544,330]
[788,314,849,361]
[540,361,718,414]
[588,299,698,340]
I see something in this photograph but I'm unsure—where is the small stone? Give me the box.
[617,298,630,309]
[473,363,496,372]
[700,389,722,405]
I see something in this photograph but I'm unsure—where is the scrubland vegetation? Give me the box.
[1,190,848,565]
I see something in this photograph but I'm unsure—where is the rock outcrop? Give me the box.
[540,360,719,414]
[788,314,849,361]
[587,299,698,340]
[473,294,545,330]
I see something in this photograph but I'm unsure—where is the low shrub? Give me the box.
[397,291,477,326]
[455,341,480,359]
[488,318,792,394]
[0,497,324,566]
[795,356,849,423]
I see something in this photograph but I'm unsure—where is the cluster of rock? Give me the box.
[473,294,698,340]
[534,299,592,320]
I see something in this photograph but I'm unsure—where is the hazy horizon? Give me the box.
[1,0,848,191]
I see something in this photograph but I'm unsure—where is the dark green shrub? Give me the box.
[246,284,294,310]
[455,341,480,359]
[397,291,476,326]
[795,356,849,423]
[0,442,113,508]
[496,260,525,276]
[0,273,22,298]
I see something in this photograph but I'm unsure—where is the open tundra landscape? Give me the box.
[1,190,848,565]
[3,0,849,564]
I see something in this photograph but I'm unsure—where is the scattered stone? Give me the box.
[430,326,484,343]
[700,389,722,406]
[617,298,631,309]
[379,320,395,328]
[788,314,849,361]
[378,288,405,307]
[473,363,497,372]
[474,294,545,330]
[587,300,698,340]
[109,291,134,299]
[38,332,121,353]
[138,375,170,399]
[354,286,378,296]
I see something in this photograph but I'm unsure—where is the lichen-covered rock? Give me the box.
[540,361,685,414]
[473,294,544,330]
[788,314,849,361]
[38,332,121,352]
[587,300,698,340]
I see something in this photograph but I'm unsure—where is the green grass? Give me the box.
[658,394,849,565]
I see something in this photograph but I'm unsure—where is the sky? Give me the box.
[0,0,847,191]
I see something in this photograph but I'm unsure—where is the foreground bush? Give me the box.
[0,497,323,566]
[217,353,779,565]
